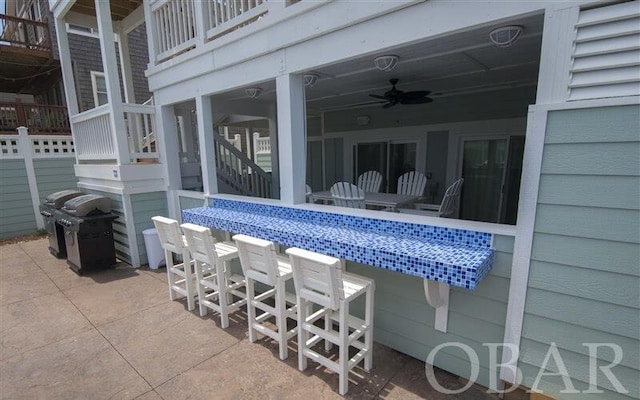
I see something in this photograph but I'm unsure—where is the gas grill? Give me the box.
[58,194,118,275]
[39,190,84,258]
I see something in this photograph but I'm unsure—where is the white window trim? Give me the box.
[90,71,108,107]
[66,23,100,38]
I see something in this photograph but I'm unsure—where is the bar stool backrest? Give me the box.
[287,247,343,311]
[181,223,219,265]
[152,216,186,253]
[234,234,279,286]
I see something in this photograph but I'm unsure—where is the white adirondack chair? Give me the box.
[396,171,428,196]
[400,178,464,218]
[330,182,365,209]
[356,170,383,193]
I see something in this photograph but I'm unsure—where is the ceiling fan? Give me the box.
[369,78,433,109]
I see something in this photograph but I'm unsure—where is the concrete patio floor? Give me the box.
[0,238,501,399]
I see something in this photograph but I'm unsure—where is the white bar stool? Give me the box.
[152,216,196,311]
[233,234,297,360]
[181,223,245,329]
[286,247,375,395]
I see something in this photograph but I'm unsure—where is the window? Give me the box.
[90,71,108,107]
[66,23,99,38]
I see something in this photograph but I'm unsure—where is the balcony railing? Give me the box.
[70,103,157,163]
[206,0,268,40]
[0,102,70,134]
[0,13,51,53]
[151,0,198,62]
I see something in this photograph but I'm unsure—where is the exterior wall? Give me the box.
[33,158,77,202]
[519,105,640,399]
[0,159,38,238]
[348,234,514,389]
[130,191,168,266]
[69,24,150,112]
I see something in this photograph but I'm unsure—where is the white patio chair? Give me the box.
[396,171,428,196]
[305,184,313,203]
[180,223,245,328]
[330,182,365,209]
[152,216,196,311]
[356,170,383,193]
[400,178,464,218]
[286,247,374,395]
[233,234,297,360]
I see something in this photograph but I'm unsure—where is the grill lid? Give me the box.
[62,194,111,217]
[44,190,84,209]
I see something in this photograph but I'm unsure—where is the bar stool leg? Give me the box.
[218,263,230,329]
[364,285,374,371]
[195,260,208,317]
[297,296,308,372]
[165,249,177,301]
[338,300,350,396]
[246,277,257,343]
[276,278,288,360]
[184,251,196,311]
[324,312,332,352]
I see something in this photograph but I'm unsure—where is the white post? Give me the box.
[195,95,219,195]
[18,127,44,229]
[143,0,158,67]
[268,107,280,199]
[276,73,306,204]
[233,134,242,151]
[193,0,207,47]
[116,27,136,104]
[157,105,182,219]
[95,0,129,165]
[253,132,260,160]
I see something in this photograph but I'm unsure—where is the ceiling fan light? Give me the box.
[304,73,319,87]
[489,25,523,47]
[245,87,262,99]
[374,55,399,72]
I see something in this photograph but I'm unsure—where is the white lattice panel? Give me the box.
[0,136,21,158]
[30,136,75,158]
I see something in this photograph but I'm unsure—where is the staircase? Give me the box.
[213,135,272,198]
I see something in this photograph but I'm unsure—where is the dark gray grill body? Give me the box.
[39,190,83,258]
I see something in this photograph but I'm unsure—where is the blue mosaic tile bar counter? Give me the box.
[183,199,495,290]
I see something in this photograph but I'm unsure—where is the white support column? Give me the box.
[157,105,182,219]
[276,74,306,204]
[423,280,450,333]
[18,127,44,229]
[116,26,136,104]
[54,17,79,117]
[95,0,129,165]
[268,111,280,199]
[143,0,158,67]
[195,95,219,195]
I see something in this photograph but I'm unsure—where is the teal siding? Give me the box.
[347,234,514,389]
[33,158,77,202]
[0,159,37,238]
[521,105,640,400]
[82,189,129,264]
[178,194,204,215]
[131,191,168,266]
[255,153,272,172]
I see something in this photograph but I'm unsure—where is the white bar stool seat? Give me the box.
[233,234,298,360]
[181,223,245,328]
[152,216,196,311]
[286,247,375,395]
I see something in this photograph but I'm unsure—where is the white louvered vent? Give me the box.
[569,1,640,101]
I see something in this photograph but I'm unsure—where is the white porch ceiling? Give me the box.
[213,13,544,114]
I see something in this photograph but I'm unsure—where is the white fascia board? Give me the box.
[49,0,76,19]
[65,11,98,30]
[120,5,145,34]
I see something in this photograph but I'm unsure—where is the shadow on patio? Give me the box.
[0,238,500,399]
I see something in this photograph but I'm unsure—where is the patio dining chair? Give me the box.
[396,171,428,196]
[399,178,464,218]
[181,223,245,329]
[152,216,197,311]
[330,182,365,209]
[286,247,374,395]
[233,234,297,360]
[356,170,383,193]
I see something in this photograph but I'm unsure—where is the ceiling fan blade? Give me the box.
[400,90,431,100]
[382,102,396,109]
[369,94,388,100]
[400,97,433,105]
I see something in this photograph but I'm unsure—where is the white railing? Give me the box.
[253,132,271,154]
[30,135,74,158]
[152,0,198,62]
[71,104,115,161]
[123,104,158,162]
[206,0,269,40]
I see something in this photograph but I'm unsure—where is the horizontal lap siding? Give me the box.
[0,160,37,238]
[521,105,640,400]
[347,234,514,389]
[131,192,168,266]
[33,158,77,203]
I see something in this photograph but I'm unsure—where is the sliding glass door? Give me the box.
[353,141,417,193]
